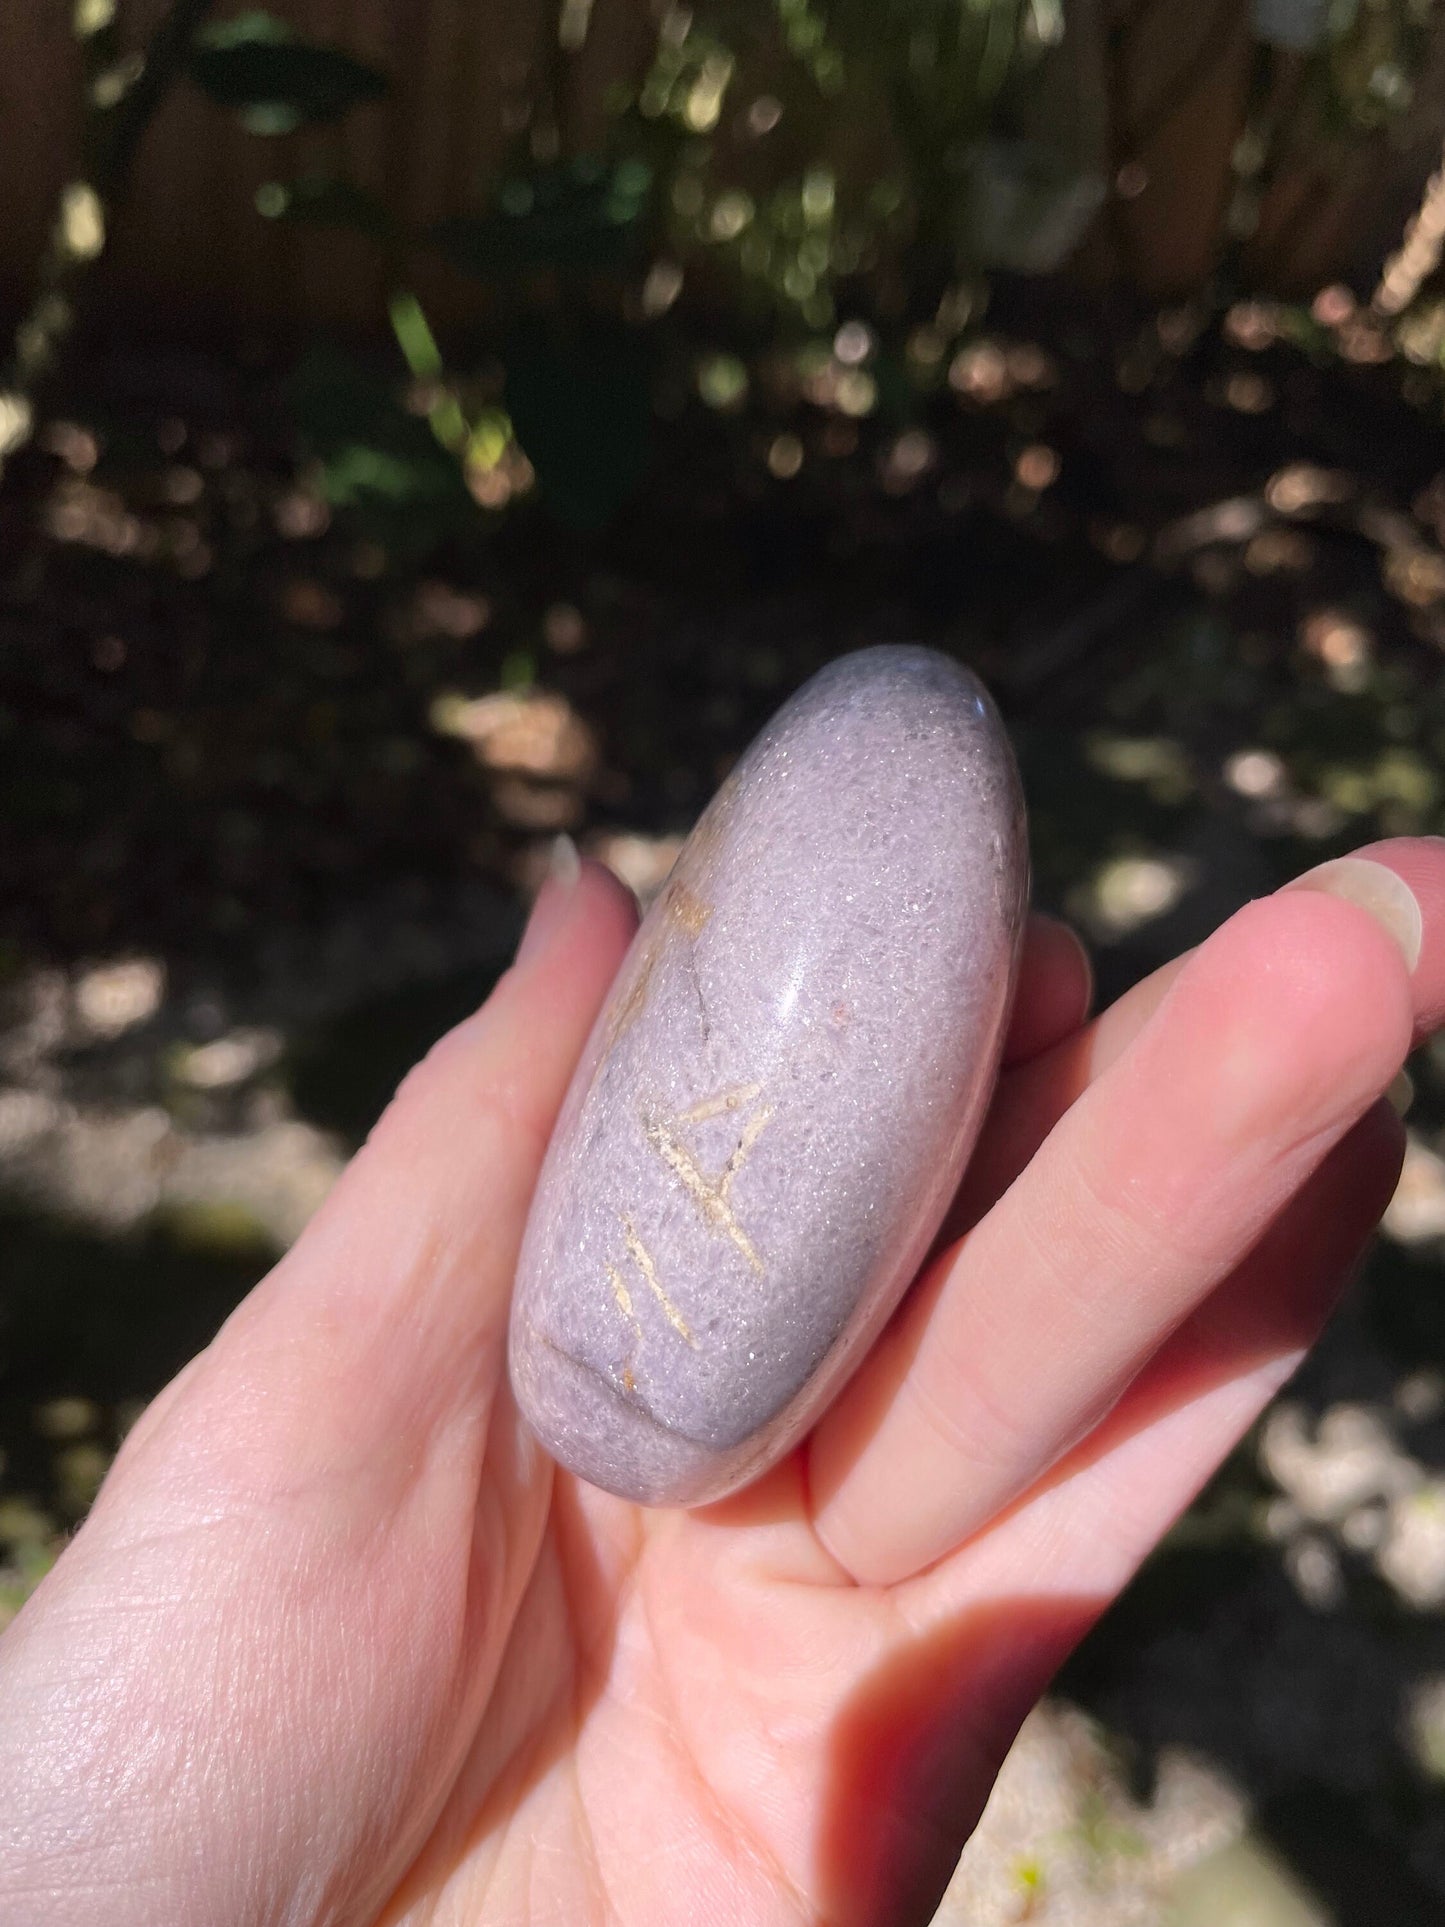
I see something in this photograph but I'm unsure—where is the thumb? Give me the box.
[0,854,637,1927]
[113,847,638,1507]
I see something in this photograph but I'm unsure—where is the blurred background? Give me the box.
[4,2,1445,1919]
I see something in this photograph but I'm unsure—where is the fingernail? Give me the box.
[1288,856,1423,973]
[516,835,582,966]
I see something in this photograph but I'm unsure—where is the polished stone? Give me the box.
[509,645,1029,1505]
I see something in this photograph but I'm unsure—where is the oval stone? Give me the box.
[508,645,1029,1506]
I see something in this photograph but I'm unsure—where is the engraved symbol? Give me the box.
[642,1082,772,1276]
[605,1215,698,1386]
[602,1082,773,1390]
[621,1218,696,1345]
[604,876,714,1048]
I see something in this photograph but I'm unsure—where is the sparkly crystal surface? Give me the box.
[508,645,1029,1505]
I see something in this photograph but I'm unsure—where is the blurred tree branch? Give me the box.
[7,0,218,415]
[92,0,218,181]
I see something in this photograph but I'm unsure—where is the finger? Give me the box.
[945,952,1187,1239]
[1002,914,1093,1066]
[112,856,639,1498]
[1321,837,1445,1043]
[897,1101,1405,1763]
[4,859,641,1926]
[947,834,1444,1238]
[810,879,1419,1584]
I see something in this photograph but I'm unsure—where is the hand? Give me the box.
[1,840,1439,1927]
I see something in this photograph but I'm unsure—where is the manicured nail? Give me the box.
[1288,856,1423,973]
[516,835,582,965]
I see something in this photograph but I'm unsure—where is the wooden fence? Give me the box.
[2,0,1443,345]
[0,0,658,339]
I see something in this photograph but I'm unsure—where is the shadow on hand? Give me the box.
[818,1593,1104,1927]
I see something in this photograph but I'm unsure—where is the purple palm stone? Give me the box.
[509,645,1029,1506]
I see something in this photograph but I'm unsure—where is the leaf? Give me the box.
[504,323,654,529]
[284,348,472,549]
[190,16,387,132]
[195,10,290,50]
[388,292,443,380]
[433,157,653,280]
[195,11,291,51]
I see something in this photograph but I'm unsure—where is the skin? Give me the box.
[1,836,1442,1927]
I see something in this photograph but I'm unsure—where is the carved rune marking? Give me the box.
[622,1218,696,1344]
[603,1080,772,1386]
[677,1081,762,1125]
[642,1082,772,1276]
[603,875,715,1050]
[607,1264,634,1320]
[605,1218,698,1373]
[665,878,713,937]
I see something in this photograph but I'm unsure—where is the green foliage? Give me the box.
[131,0,1445,534]
[189,10,386,135]
[284,347,474,547]
[434,158,654,281]
[388,292,444,382]
[503,322,655,528]
[618,0,1089,324]
[1316,0,1438,133]
[193,7,289,49]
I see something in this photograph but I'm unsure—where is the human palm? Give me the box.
[1,841,1438,1927]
